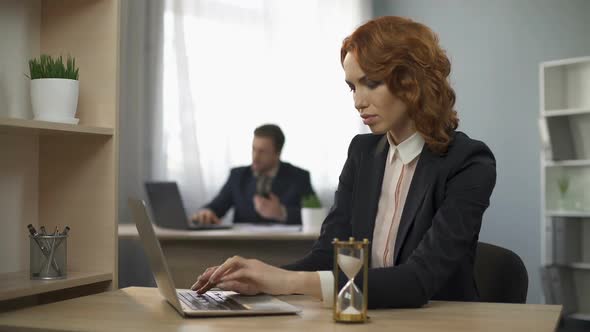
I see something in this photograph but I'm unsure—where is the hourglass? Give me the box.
[333,237,369,323]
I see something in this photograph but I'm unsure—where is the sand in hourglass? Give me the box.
[337,254,363,315]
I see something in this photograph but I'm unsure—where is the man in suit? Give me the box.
[192,124,315,225]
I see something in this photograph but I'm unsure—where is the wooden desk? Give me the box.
[0,287,562,331]
[118,223,320,241]
[119,224,317,288]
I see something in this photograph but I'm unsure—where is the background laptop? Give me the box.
[145,181,232,230]
[128,198,301,317]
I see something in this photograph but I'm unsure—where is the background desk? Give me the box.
[118,224,318,289]
[0,287,562,331]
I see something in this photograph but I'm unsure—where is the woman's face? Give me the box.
[343,52,411,137]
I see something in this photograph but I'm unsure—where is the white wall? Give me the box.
[373,0,590,303]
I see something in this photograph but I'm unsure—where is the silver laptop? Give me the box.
[128,198,301,317]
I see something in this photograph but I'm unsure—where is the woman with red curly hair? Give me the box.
[191,16,496,309]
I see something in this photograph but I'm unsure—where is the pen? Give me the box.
[47,233,63,276]
[39,226,50,249]
[60,226,70,236]
[47,226,71,275]
[27,224,46,252]
[45,235,58,275]
[27,224,39,237]
[54,226,70,249]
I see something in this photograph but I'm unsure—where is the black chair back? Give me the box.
[474,242,528,303]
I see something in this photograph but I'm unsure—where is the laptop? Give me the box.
[128,198,302,317]
[144,181,232,230]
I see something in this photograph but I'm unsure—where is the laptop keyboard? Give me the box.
[178,291,247,311]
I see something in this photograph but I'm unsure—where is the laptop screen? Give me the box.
[144,182,190,229]
[128,199,184,313]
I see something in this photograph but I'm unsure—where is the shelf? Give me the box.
[567,263,590,270]
[554,263,590,270]
[542,56,590,68]
[568,313,590,321]
[545,159,590,167]
[542,108,590,117]
[545,211,590,218]
[0,117,114,136]
[0,271,112,301]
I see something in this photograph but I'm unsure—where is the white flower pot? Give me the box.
[301,207,327,234]
[31,78,79,124]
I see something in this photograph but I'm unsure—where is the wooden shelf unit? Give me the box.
[0,0,120,310]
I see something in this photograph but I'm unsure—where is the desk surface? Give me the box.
[118,224,320,241]
[0,287,562,332]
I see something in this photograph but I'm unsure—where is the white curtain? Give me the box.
[157,0,370,215]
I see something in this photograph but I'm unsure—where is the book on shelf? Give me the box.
[538,117,553,160]
[540,267,555,304]
[545,223,554,265]
[541,265,578,315]
[552,218,581,264]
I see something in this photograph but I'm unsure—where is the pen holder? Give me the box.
[30,234,67,280]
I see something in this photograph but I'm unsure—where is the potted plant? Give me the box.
[28,54,80,124]
[557,174,570,211]
[301,194,326,233]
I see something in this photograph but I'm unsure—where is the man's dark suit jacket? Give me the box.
[283,131,496,308]
[203,162,315,225]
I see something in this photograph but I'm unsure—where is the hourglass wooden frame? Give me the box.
[332,237,369,323]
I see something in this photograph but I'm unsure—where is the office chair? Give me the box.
[474,242,528,303]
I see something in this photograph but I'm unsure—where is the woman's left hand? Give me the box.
[191,256,298,296]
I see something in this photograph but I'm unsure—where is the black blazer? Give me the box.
[204,162,315,225]
[283,131,496,308]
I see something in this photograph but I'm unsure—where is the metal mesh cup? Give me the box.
[30,234,67,280]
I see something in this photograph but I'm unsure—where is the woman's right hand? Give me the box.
[191,265,220,293]
[190,256,293,296]
[190,256,322,298]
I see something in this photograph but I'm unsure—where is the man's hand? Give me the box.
[253,193,286,221]
[191,209,221,225]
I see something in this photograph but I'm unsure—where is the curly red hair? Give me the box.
[341,16,459,154]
